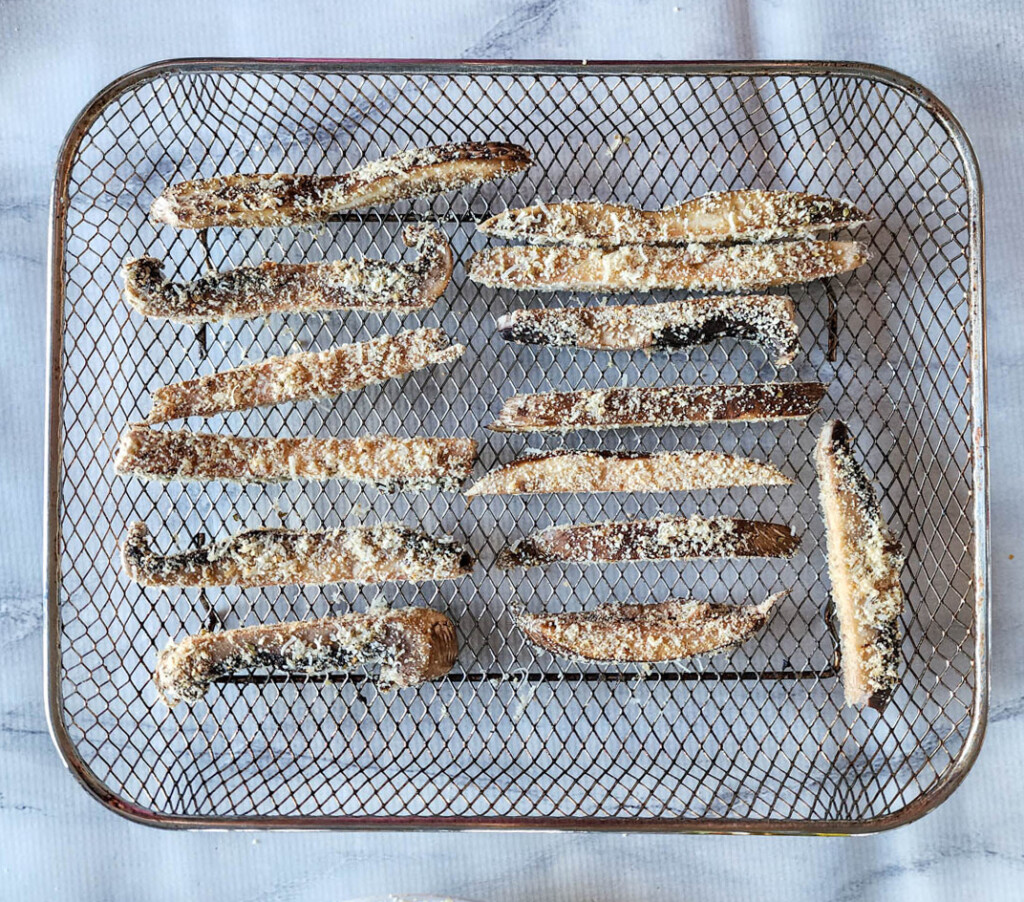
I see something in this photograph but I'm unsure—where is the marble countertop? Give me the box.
[4,1,1022,898]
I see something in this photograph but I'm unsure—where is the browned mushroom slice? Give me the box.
[516,592,787,662]
[120,225,452,322]
[154,607,458,705]
[495,295,800,366]
[465,449,789,497]
[114,423,477,492]
[487,382,826,433]
[497,515,800,570]
[147,327,464,423]
[150,141,532,228]
[469,240,867,294]
[121,521,474,587]
[815,419,905,710]
[478,190,869,246]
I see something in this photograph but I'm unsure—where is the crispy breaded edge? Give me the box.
[815,420,904,710]
[497,516,800,570]
[465,449,790,496]
[122,521,474,587]
[154,607,458,705]
[515,591,787,662]
[147,327,465,423]
[494,295,800,366]
[115,423,477,491]
[121,224,452,322]
[469,240,868,293]
[478,190,869,246]
[487,383,827,433]
[151,141,532,228]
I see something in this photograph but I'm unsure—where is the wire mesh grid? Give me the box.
[46,61,985,830]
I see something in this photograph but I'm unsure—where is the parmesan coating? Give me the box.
[465,449,790,497]
[120,225,452,322]
[114,423,477,491]
[497,515,800,569]
[469,239,867,293]
[488,382,826,433]
[150,142,532,229]
[147,327,464,423]
[478,190,870,247]
[122,521,474,587]
[496,295,800,366]
[516,592,786,662]
[815,420,905,710]
[154,607,458,706]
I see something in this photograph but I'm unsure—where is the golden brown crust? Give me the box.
[154,607,458,706]
[150,142,532,229]
[478,190,870,246]
[487,382,826,433]
[114,423,477,491]
[120,225,452,322]
[498,515,800,569]
[147,327,464,423]
[465,449,789,497]
[122,521,474,587]
[516,592,786,662]
[815,420,904,710]
[469,240,867,294]
[496,295,800,366]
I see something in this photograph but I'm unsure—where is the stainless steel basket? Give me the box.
[45,59,988,833]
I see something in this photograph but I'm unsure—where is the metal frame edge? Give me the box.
[43,56,988,835]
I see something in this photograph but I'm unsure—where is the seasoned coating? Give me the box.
[120,225,452,322]
[516,592,786,662]
[155,607,458,705]
[147,327,464,423]
[151,141,532,228]
[816,420,905,710]
[498,515,800,569]
[488,382,827,433]
[496,295,800,366]
[122,521,474,587]
[478,190,869,246]
[469,240,867,293]
[114,423,476,491]
[465,449,789,497]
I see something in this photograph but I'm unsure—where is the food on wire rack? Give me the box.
[495,295,800,366]
[120,224,452,322]
[146,327,464,423]
[114,423,477,491]
[468,240,867,293]
[497,515,800,569]
[154,607,459,705]
[150,141,532,228]
[121,521,474,587]
[487,382,826,433]
[815,420,905,711]
[465,449,789,497]
[477,190,869,247]
[515,592,787,662]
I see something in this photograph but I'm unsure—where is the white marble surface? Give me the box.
[3,0,1023,898]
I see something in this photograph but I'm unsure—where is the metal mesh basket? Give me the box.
[45,60,987,832]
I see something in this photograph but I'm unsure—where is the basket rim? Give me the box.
[43,56,988,834]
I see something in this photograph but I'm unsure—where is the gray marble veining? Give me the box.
[3,0,1023,898]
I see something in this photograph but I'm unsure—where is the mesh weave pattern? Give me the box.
[51,63,981,827]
